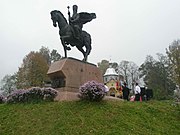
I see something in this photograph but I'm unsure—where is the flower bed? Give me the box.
[6,87,58,103]
[78,81,106,101]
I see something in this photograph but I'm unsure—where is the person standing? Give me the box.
[134,83,141,101]
[122,82,130,101]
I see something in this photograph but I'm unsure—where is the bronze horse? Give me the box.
[50,10,95,61]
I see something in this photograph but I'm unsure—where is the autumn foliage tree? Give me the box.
[15,46,61,89]
[16,51,49,89]
[0,47,61,90]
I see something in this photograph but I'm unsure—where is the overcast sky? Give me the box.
[0,0,180,80]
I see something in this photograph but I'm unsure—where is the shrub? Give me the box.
[78,81,106,101]
[0,94,5,104]
[6,87,58,103]
[42,87,58,101]
[27,87,44,102]
[6,89,28,103]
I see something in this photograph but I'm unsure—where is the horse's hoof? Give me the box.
[82,58,87,62]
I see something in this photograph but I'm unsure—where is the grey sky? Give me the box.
[0,0,180,80]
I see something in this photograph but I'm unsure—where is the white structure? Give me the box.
[103,67,119,83]
[103,66,121,97]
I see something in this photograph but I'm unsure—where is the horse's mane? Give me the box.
[51,10,68,24]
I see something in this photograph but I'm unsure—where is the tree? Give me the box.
[97,60,109,75]
[166,40,180,87]
[0,46,62,90]
[39,46,61,65]
[16,51,49,89]
[110,62,119,73]
[39,46,51,65]
[127,61,139,88]
[0,74,16,95]
[139,54,175,100]
[118,60,139,88]
[118,60,129,84]
[50,49,61,63]
[29,52,49,87]
[155,53,175,99]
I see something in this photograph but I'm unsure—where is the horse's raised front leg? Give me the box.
[60,38,67,58]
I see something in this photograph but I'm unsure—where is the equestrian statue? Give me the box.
[50,5,96,61]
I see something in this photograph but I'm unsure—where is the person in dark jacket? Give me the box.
[122,82,130,101]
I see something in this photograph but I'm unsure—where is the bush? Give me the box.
[78,81,106,101]
[27,87,44,102]
[6,87,58,103]
[6,89,27,103]
[0,94,5,104]
[42,87,58,101]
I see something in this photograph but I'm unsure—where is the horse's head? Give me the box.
[50,10,59,27]
[50,10,68,28]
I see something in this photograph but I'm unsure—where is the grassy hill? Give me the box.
[0,100,180,135]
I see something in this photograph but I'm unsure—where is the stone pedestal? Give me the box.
[47,57,103,92]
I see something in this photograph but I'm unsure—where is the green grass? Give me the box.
[0,100,180,135]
